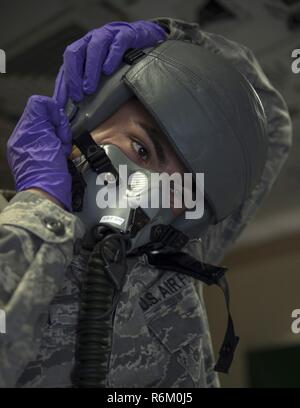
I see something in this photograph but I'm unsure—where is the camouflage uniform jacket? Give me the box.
[0,17,292,388]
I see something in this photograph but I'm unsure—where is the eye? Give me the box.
[131,140,149,161]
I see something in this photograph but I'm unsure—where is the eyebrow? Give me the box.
[133,119,166,165]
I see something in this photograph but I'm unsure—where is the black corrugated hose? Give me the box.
[72,225,129,388]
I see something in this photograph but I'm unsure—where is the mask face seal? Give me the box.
[71,134,189,253]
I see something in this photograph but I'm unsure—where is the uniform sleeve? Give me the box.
[152,17,293,264]
[0,191,85,387]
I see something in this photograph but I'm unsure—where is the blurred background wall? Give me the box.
[0,0,299,387]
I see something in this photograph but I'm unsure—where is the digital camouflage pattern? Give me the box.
[0,17,292,388]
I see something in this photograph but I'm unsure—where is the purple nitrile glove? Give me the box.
[7,95,73,210]
[53,20,166,107]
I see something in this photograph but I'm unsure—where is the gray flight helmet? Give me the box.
[67,39,268,239]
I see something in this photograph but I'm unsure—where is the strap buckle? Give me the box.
[150,224,189,251]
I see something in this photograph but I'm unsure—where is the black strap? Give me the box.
[69,131,118,211]
[144,250,239,374]
[74,131,116,175]
[67,159,86,212]
[150,224,189,251]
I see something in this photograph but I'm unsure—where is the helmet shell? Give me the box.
[68,39,268,224]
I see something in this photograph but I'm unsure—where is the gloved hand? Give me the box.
[53,20,166,107]
[7,95,73,210]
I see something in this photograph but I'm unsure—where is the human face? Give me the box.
[71,97,187,216]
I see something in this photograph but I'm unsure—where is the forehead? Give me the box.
[117,97,158,125]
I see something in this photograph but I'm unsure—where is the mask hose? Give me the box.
[72,225,128,388]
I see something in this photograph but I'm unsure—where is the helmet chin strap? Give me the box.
[128,215,239,374]
[136,249,239,374]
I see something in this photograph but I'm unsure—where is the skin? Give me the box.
[29,97,187,215]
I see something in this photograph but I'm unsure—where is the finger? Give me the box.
[26,95,56,119]
[83,29,113,94]
[25,96,68,140]
[102,29,134,75]
[133,20,167,47]
[63,37,90,102]
[8,95,53,149]
[56,109,72,145]
[53,66,68,108]
[13,96,61,141]
[33,98,71,146]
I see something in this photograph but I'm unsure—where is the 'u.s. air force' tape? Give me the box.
[139,273,188,312]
